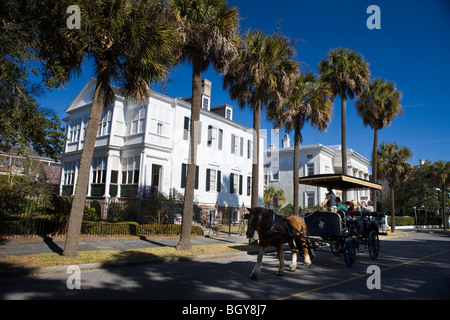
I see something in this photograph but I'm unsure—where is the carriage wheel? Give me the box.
[344,240,356,267]
[330,241,343,256]
[368,230,380,260]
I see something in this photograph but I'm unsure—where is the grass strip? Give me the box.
[0,243,254,270]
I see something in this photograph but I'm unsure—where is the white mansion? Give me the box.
[264,134,372,209]
[59,78,264,223]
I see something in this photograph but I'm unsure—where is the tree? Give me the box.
[223,29,297,209]
[0,1,66,161]
[355,78,402,211]
[377,142,413,232]
[37,0,179,258]
[427,160,450,231]
[267,72,332,215]
[318,48,370,193]
[169,0,239,251]
[263,186,286,210]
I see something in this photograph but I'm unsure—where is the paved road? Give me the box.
[1,231,449,300]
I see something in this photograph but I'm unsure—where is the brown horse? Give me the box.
[245,207,312,279]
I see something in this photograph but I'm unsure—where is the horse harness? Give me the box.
[259,210,306,238]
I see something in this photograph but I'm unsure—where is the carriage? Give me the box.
[299,174,386,266]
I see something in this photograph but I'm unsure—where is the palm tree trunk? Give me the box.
[341,94,347,201]
[372,128,378,211]
[251,102,261,208]
[390,184,395,233]
[293,125,301,216]
[63,83,107,258]
[177,59,202,251]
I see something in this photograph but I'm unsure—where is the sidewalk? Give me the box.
[0,235,248,258]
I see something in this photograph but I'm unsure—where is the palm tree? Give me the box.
[377,142,413,232]
[355,78,402,212]
[427,160,450,231]
[267,72,333,216]
[169,0,239,251]
[263,186,286,211]
[318,47,370,190]
[38,0,179,258]
[223,29,298,209]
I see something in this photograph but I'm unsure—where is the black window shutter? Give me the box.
[183,117,190,140]
[206,169,211,191]
[181,163,187,188]
[218,129,223,150]
[217,170,221,192]
[230,173,234,193]
[195,165,199,190]
[239,175,243,195]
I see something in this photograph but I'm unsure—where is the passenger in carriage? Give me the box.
[336,197,347,212]
[362,200,374,212]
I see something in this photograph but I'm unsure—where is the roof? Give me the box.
[298,174,382,191]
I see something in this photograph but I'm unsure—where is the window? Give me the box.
[181,163,199,190]
[63,161,77,186]
[62,161,77,196]
[202,96,210,110]
[122,156,140,185]
[307,163,314,176]
[207,126,223,150]
[247,140,252,159]
[206,169,221,192]
[126,105,146,135]
[110,170,118,197]
[68,118,81,142]
[230,173,242,195]
[98,108,112,136]
[225,108,232,120]
[157,122,164,135]
[271,167,279,181]
[305,191,315,207]
[151,164,162,194]
[232,210,239,223]
[247,176,251,196]
[231,134,242,156]
[91,157,107,196]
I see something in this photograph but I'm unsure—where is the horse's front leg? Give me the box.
[276,245,285,276]
[288,240,297,272]
[250,245,265,279]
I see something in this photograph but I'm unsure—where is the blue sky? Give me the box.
[38,0,450,168]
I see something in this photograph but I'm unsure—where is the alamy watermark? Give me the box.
[366,5,381,30]
[66,5,81,30]
[366,265,381,290]
[66,265,81,289]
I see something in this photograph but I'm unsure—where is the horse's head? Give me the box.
[243,207,272,242]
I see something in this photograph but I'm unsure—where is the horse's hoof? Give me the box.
[289,267,296,272]
[250,273,258,280]
[276,271,284,277]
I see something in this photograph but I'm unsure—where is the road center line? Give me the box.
[277,248,450,300]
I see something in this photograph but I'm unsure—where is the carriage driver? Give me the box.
[319,186,337,213]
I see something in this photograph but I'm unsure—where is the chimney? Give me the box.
[201,79,211,110]
[201,79,212,96]
[419,159,425,167]
[282,134,291,148]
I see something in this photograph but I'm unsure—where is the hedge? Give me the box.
[81,221,204,236]
[386,216,442,226]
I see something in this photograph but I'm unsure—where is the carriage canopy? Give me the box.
[298,174,382,191]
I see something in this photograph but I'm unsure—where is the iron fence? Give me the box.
[0,191,206,239]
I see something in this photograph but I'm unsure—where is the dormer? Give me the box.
[210,104,233,121]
